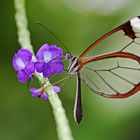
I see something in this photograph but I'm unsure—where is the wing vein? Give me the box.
[95,71,119,94]
[81,71,100,90]
[109,70,135,86]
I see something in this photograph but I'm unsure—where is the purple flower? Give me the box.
[29,85,61,100]
[52,85,61,93]
[35,44,64,77]
[29,88,48,100]
[12,49,35,83]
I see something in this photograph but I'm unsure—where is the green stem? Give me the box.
[14,0,74,140]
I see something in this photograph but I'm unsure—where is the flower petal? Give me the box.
[29,88,48,100]
[17,70,28,83]
[16,49,32,65]
[34,62,45,73]
[51,61,64,74]
[29,88,42,97]
[13,55,25,71]
[12,49,33,71]
[43,64,53,77]
[36,44,63,62]
[43,51,53,63]
[53,85,61,93]
[24,62,35,76]
[36,44,50,62]
[40,93,48,100]
[49,45,63,60]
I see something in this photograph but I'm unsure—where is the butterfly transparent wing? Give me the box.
[78,17,140,98]
[79,17,140,59]
[80,57,140,97]
[82,30,140,59]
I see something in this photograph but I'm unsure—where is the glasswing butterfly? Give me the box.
[38,16,140,124]
[65,16,140,124]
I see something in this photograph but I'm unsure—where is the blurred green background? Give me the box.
[1,0,140,140]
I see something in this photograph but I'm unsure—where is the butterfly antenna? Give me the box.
[36,22,70,53]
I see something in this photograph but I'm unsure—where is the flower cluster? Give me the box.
[35,44,64,77]
[12,44,64,100]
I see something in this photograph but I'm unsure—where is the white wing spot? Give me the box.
[130,17,140,34]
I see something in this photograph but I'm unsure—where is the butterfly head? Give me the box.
[65,52,73,61]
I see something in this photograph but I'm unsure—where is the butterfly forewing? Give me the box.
[83,31,133,58]
[79,17,140,59]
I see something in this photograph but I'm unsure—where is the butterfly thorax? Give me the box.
[65,53,80,75]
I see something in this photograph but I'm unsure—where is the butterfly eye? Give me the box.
[65,53,73,60]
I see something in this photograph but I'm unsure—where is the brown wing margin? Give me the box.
[81,51,140,98]
[79,18,136,60]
